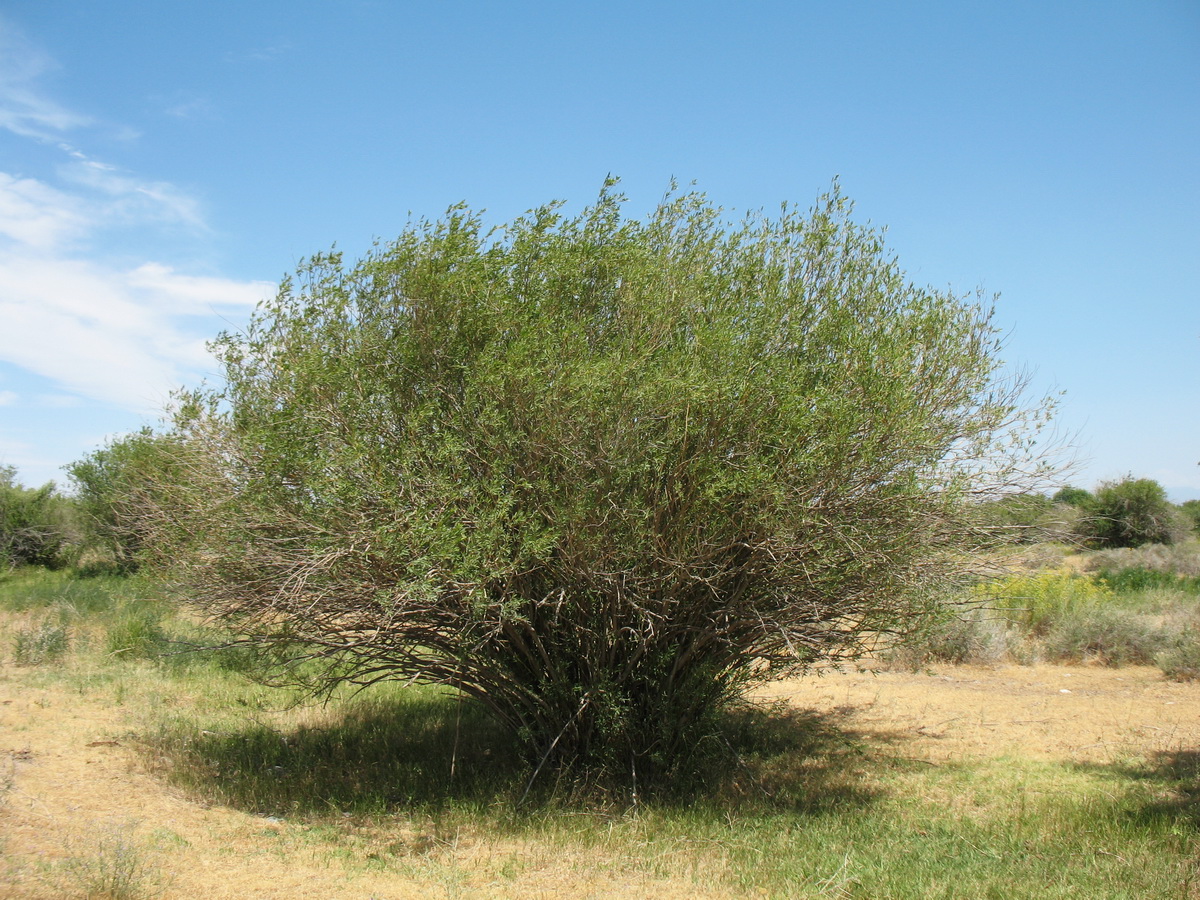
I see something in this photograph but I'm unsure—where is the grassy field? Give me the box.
[1,557,1198,899]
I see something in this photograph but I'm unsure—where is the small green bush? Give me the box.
[1042,607,1166,666]
[13,619,70,665]
[105,606,169,660]
[0,467,74,570]
[1181,500,1200,533]
[1157,631,1200,681]
[1052,486,1092,507]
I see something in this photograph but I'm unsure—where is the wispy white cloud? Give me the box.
[0,15,274,417]
[228,39,293,64]
[163,94,216,120]
[0,21,90,140]
[0,389,17,406]
[0,252,272,412]
[0,172,88,248]
[59,156,208,231]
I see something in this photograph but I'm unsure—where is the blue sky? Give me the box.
[0,1,1197,499]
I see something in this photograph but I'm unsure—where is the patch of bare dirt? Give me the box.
[1,663,1196,898]
[764,663,1199,766]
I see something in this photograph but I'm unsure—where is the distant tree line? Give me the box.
[978,475,1198,549]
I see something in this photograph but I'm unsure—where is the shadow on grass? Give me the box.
[145,692,883,819]
[1070,749,1200,832]
[1124,749,1200,830]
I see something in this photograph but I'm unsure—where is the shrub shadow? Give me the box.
[1123,749,1200,830]
[1071,749,1200,831]
[698,701,884,814]
[147,692,886,818]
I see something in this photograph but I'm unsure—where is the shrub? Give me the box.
[131,182,1056,790]
[1181,500,1200,534]
[1076,477,1190,549]
[884,602,1012,670]
[978,571,1113,634]
[50,829,167,900]
[0,466,72,570]
[1157,632,1200,681]
[105,606,169,660]
[13,618,70,665]
[1042,607,1166,666]
[1052,485,1092,507]
[1082,541,1200,578]
[67,430,181,574]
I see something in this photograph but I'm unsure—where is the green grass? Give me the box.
[3,564,1200,898]
[124,672,1198,898]
[141,685,1200,898]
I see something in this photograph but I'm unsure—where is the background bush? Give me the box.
[0,466,73,570]
[1075,476,1190,549]
[1180,499,1200,534]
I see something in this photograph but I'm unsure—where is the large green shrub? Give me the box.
[134,183,1054,790]
[0,466,72,570]
[67,429,183,574]
[1076,477,1189,549]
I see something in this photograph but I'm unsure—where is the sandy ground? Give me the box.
[2,663,1197,899]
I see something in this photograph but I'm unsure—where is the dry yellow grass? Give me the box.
[2,662,1197,899]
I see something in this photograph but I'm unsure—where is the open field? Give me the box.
[1,567,1199,899]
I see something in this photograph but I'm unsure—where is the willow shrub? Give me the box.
[143,183,1053,792]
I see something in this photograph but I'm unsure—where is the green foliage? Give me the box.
[1076,476,1189,549]
[67,429,180,574]
[1181,499,1200,533]
[134,182,1055,790]
[0,466,72,570]
[1095,566,1200,595]
[105,605,169,660]
[1052,485,1092,507]
[0,567,125,614]
[1042,606,1167,666]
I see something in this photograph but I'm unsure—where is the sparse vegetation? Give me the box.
[48,827,168,900]
[1,563,1198,897]
[12,616,70,665]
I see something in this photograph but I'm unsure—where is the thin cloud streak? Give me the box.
[0,22,90,140]
[0,15,273,419]
[0,252,271,412]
